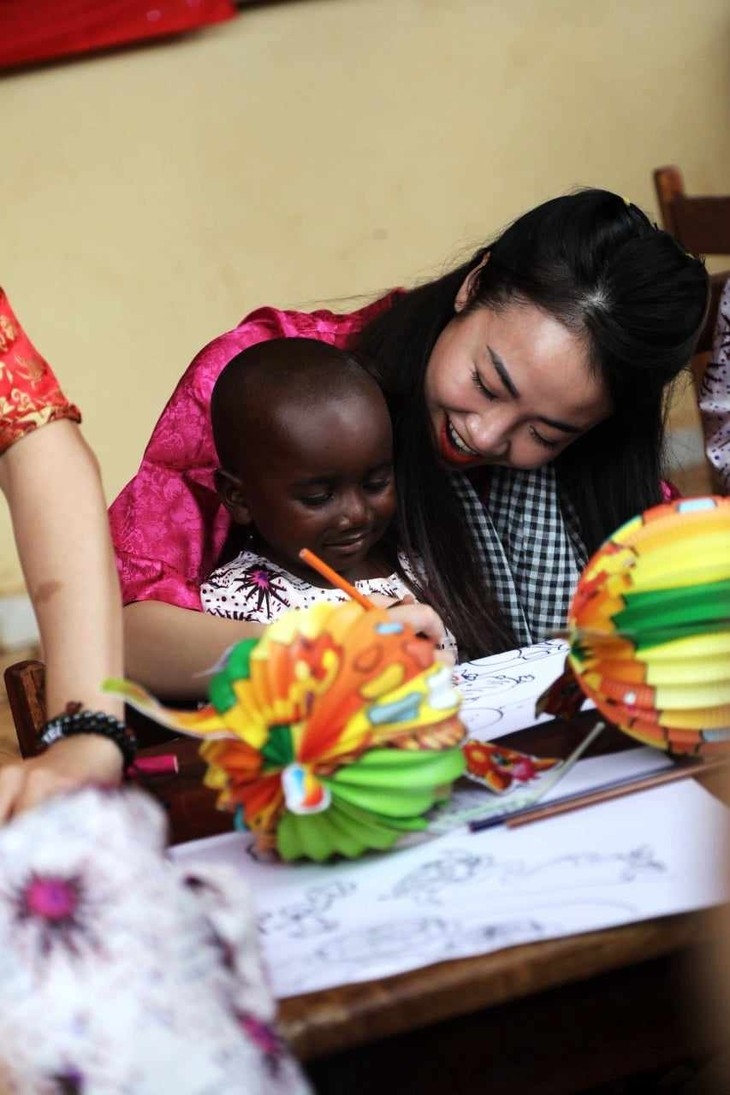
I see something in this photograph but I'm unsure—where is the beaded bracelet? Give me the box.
[38,703,138,769]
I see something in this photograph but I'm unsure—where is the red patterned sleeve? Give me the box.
[0,288,81,455]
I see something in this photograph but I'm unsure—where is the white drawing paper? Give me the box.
[454,638,595,741]
[170,640,725,998]
[171,779,729,999]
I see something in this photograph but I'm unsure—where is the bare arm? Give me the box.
[124,596,448,701]
[0,419,124,817]
[0,420,122,716]
[124,600,264,700]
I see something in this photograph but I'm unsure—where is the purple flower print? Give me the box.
[10,873,97,960]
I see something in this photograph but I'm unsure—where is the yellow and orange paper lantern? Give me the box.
[540,496,730,756]
[107,600,465,861]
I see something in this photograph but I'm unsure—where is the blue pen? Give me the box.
[467,759,712,832]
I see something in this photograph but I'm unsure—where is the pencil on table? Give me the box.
[503,757,730,830]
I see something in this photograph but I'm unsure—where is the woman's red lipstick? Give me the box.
[438,418,482,467]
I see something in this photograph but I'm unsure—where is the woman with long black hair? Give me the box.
[112,189,708,691]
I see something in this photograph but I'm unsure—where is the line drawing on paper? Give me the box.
[453,641,569,735]
[261,892,643,996]
[458,640,567,676]
[458,704,505,731]
[258,881,356,938]
[455,671,536,696]
[379,845,667,906]
[312,915,554,967]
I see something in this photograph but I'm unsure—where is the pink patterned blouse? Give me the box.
[110,293,400,609]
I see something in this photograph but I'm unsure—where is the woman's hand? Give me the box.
[0,735,124,822]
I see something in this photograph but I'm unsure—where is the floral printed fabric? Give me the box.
[201,548,459,657]
[0,288,81,454]
[0,787,310,1094]
[108,293,401,610]
[202,548,412,620]
[701,278,730,494]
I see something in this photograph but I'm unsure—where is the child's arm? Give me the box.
[124,600,265,699]
[0,419,125,818]
[124,597,449,700]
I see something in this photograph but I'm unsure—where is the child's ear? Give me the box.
[215,468,252,526]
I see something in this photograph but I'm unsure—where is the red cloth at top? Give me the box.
[0,0,236,71]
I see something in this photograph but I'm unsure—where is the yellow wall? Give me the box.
[1,0,729,588]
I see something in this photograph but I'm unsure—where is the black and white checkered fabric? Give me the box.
[450,465,587,646]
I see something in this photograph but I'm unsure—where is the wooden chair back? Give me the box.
[653,166,730,354]
[3,658,228,845]
[4,659,46,758]
[3,658,178,758]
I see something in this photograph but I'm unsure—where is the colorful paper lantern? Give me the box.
[107,600,465,861]
[539,496,730,755]
[462,740,561,793]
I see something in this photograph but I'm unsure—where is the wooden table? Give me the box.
[142,713,726,1094]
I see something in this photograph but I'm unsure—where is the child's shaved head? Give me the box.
[212,338,381,475]
[210,337,396,583]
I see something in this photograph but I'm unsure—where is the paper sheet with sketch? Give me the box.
[454,637,591,741]
[171,780,729,999]
[169,640,728,998]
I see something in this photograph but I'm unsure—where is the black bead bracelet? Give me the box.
[38,703,137,769]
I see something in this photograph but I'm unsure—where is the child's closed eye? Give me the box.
[363,475,393,494]
[297,490,333,508]
[362,464,394,494]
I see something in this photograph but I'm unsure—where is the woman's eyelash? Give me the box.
[529,426,561,450]
[471,370,497,400]
[470,369,563,450]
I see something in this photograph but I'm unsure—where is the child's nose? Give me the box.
[337,488,369,527]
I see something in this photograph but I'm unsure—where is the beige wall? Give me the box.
[1,0,729,589]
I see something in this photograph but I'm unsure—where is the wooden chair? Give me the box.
[653,165,730,356]
[3,658,179,758]
[3,657,229,844]
[4,659,46,758]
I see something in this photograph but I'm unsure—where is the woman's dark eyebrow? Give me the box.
[487,346,581,434]
[488,347,520,398]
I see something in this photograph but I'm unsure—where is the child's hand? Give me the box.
[369,593,452,661]
[0,734,124,822]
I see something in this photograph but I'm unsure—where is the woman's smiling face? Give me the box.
[424,298,612,471]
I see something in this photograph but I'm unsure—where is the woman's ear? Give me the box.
[214,468,251,526]
[454,252,490,313]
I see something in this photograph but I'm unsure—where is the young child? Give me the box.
[202,337,421,622]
